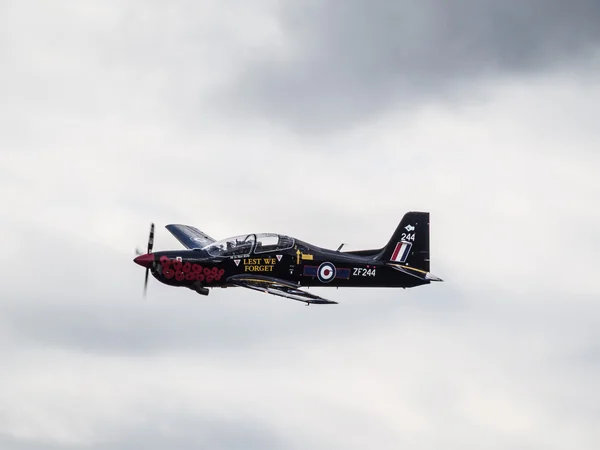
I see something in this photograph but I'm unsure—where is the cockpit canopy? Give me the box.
[202,233,295,257]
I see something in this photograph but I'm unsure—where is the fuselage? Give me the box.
[141,239,429,291]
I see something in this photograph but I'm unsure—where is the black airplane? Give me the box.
[133,211,443,305]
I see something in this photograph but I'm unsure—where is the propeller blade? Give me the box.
[147,223,155,254]
[144,268,149,297]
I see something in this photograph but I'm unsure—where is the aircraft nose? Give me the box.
[134,253,154,268]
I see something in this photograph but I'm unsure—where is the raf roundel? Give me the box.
[317,262,336,283]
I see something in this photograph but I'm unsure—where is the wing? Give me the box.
[165,224,216,249]
[226,274,338,305]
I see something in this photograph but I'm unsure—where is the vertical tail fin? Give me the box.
[376,212,430,272]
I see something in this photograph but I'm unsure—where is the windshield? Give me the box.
[203,234,255,257]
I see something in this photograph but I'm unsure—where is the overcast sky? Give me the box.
[1,1,599,449]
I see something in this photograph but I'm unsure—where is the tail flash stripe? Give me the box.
[391,242,412,263]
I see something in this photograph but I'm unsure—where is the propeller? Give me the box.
[133,223,156,297]
[132,222,156,297]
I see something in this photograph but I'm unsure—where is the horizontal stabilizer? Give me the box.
[388,263,443,282]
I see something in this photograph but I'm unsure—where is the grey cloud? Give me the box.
[220,0,600,131]
[1,286,461,357]
[0,413,281,450]
[2,287,599,449]
[1,1,600,448]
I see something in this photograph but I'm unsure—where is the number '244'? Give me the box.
[401,233,415,241]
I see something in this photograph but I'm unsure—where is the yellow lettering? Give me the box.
[243,258,261,265]
[243,265,274,272]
